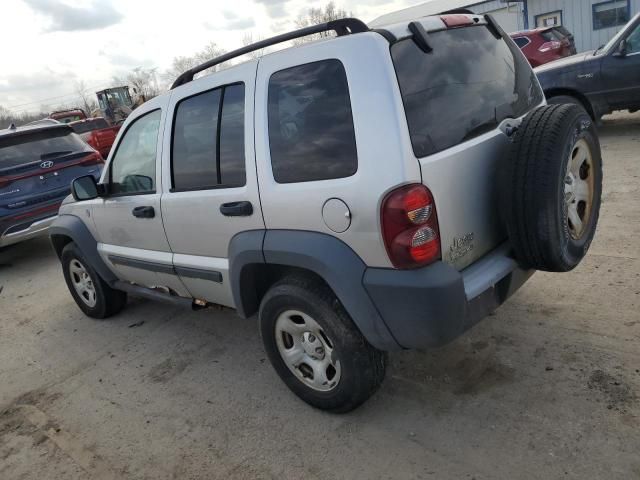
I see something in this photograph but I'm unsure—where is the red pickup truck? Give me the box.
[68,117,120,159]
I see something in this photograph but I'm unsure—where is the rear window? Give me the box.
[513,37,530,48]
[0,129,90,169]
[392,25,543,158]
[70,118,110,134]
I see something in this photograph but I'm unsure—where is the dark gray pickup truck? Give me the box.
[536,13,640,119]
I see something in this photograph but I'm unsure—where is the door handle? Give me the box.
[220,201,253,217]
[132,206,155,218]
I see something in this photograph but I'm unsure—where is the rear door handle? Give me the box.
[132,206,155,218]
[220,201,253,217]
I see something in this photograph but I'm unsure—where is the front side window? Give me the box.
[593,0,630,30]
[110,109,160,195]
[171,83,246,190]
[392,25,543,158]
[268,59,357,184]
[626,24,640,53]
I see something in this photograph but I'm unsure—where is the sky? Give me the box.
[0,0,415,114]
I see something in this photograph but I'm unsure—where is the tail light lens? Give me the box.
[539,41,562,52]
[381,184,441,269]
[81,151,104,166]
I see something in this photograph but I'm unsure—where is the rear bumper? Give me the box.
[363,243,533,349]
[0,212,59,247]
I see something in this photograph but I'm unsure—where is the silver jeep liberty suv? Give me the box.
[51,12,602,412]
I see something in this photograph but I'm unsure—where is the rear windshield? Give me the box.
[392,25,543,158]
[70,118,109,134]
[0,129,90,169]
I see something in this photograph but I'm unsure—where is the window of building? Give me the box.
[268,59,358,184]
[171,83,246,191]
[593,0,630,30]
[536,10,563,28]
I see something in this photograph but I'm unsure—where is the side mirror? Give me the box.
[614,39,628,57]
[71,175,100,201]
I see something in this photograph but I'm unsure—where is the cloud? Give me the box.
[23,0,123,32]
[255,0,289,19]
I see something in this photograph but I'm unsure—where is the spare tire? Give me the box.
[501,104,602,272]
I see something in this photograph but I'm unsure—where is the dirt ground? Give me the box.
[1,113,639,480]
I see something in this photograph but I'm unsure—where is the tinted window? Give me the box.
[70,118,110,134]
[219,84,246,187]
[513,37,530,48]
[0,129,90,169]
[110,109,160,195]
[172,89,221,190]
[626,24,640,53]
[268,60,357,183]
[171,84,246,190]
[392,25,543,158]
[593,0,629,30]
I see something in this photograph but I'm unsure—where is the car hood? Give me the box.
[534,51,596,74]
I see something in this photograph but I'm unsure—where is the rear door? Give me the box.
[91,97,189,296]
[160,61,264,307]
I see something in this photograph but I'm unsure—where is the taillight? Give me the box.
[381,184,441,269]
[539,41,562,52]
[0,177,10,189]
[81,151,104,166]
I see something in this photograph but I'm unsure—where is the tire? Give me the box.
[501,104,602,272]
[61,242,127,318]
[547,95,588,112]
[259,276,386,413]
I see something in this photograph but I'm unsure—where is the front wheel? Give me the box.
[61,242,127,318]
[259,276,386,413]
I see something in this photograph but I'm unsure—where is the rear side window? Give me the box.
[268,59,357,184]
[0,129,90,170]
[392,25,543,158]
[513,37,530,48]
[171,83,246,190]
[70,118,110,134]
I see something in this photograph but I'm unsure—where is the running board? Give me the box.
[113,281,196,309]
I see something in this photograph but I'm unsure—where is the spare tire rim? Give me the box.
[274,310,341,392]
[564,138,594,240]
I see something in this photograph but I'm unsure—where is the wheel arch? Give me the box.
[544,88,597,119]
[49,215,118,284]
[228,230,400,351]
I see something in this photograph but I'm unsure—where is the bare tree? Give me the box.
[113,67,159,104]
[242,32,267,59]
[293,2,351,45]
[163,41,227,86]
[75,80,97,115]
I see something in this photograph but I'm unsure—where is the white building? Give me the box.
[371,0,639,52]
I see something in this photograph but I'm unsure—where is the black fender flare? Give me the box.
[228,230,400,351]
[49,214,118,284]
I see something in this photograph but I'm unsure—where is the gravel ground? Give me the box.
[1,112,639,480]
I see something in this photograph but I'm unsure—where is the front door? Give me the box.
[601,20,640,110]
[160,62,264,307]
[92,97,189,296]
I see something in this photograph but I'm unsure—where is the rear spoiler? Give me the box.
[0,123,73,141]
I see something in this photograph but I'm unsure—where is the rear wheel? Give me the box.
[61,243,127,318]
[501,104,602,272]
[259,276,386,413]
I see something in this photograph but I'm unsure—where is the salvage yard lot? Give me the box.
[1,113,639,480]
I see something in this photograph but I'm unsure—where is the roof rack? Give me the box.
[171,17,369,89]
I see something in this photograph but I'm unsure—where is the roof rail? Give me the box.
[171,17,369,89]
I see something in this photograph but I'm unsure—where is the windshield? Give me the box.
[70,118,110,134]
[0,130,90,170]
[392,25,543,158]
